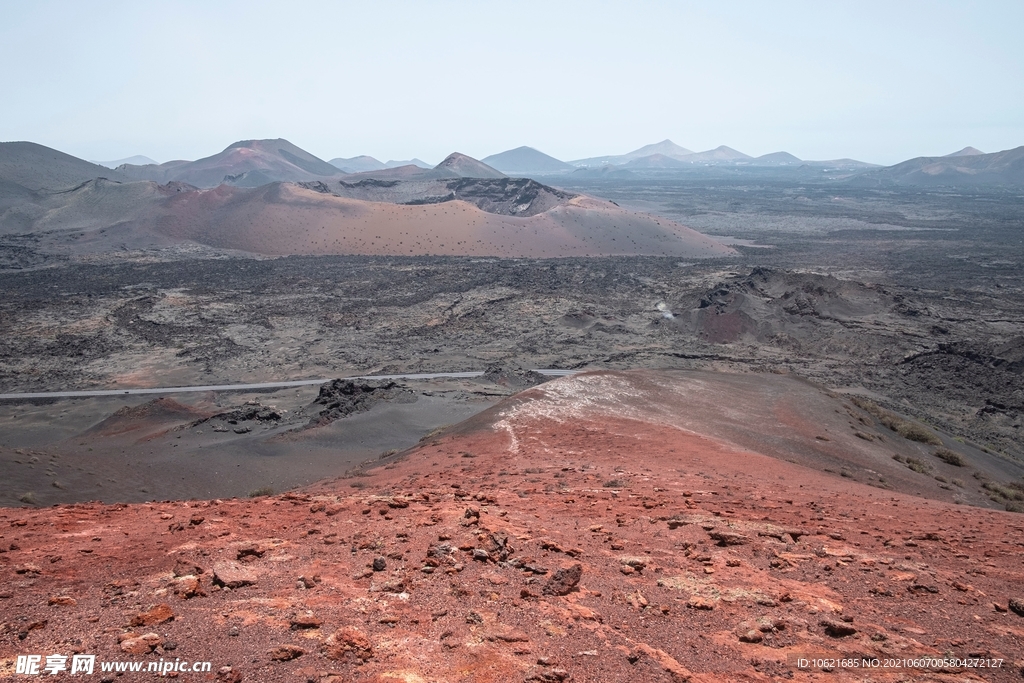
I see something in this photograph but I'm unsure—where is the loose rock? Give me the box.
[543,563,582,596]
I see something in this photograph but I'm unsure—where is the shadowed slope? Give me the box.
[0,141,126,192]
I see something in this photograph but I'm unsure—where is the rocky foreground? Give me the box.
[2,372,1023,682]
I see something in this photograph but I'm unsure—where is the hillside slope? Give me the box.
[851,146,1024,187]
[1,370,1021,682]
[117,139,344,188]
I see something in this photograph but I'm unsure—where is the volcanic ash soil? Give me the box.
[2,371,1023,682]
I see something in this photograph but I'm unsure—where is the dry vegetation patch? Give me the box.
[851,398,941,445]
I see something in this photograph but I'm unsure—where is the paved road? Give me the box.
[0,369,579,401]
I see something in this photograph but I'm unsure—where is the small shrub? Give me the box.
[1006,501,1024,513]
[892,454,905,463]
[934,475,948,483]
[982,481,1024,502]
[248,486,274,498]
[379,449,399,460]
[19,492,37,505]
[603,479,628,488]
[349,480,368,489]
[951,478,964,488]
[895,422,941,445]
[933,447,966,467]
[840,469,853,478]
[852,398,940,445]
[905,457,930,474]
[419,424,452,442]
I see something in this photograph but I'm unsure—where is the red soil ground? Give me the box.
[2,372,1022,682]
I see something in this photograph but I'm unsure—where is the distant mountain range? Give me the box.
[329,156,432,173]
[466,140,878,174]
[91,155,158,169]
[0,140,737,260]
[851,146,1024,187]
[3,137,1020,212]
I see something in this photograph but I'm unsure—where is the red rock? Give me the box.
[738,629,763,643]
[216,665,242,682]
[269,644,305,661]
[173,559,204,577]
[212,562,257,588]
[120,633,161,654]
[235,542,265,562]
[173,576,202,599]
[821,619,857,637]
[289,612,322,630]
[323,627,373,661]
[687,596,715,610]
[130,603,174,626]
[709,530,749,546]
[47,595,76,606]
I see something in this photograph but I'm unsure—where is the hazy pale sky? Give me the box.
[2,0,1021,165]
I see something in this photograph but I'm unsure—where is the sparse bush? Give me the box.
[349,480,367,489]
[851,398,941,445]
[905,457,930,474]
[951,479,964,488]
[379,449,399,460]
[1006,501,1024,513]
[603,479,628,488]
[934,475,948,483]
[892,454,905,463]
[983,481,1024,502]
[933,447,966,467]
[840,469,853,478]
[895,422,941,445]
[419,424,452,442]
[248,486,274,498]
[19,492,37,505]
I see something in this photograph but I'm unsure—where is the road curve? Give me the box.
[0,369,579,401]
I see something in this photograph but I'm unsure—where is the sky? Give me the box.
[1,0,1022,166]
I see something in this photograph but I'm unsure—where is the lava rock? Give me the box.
[542,563,582,596]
